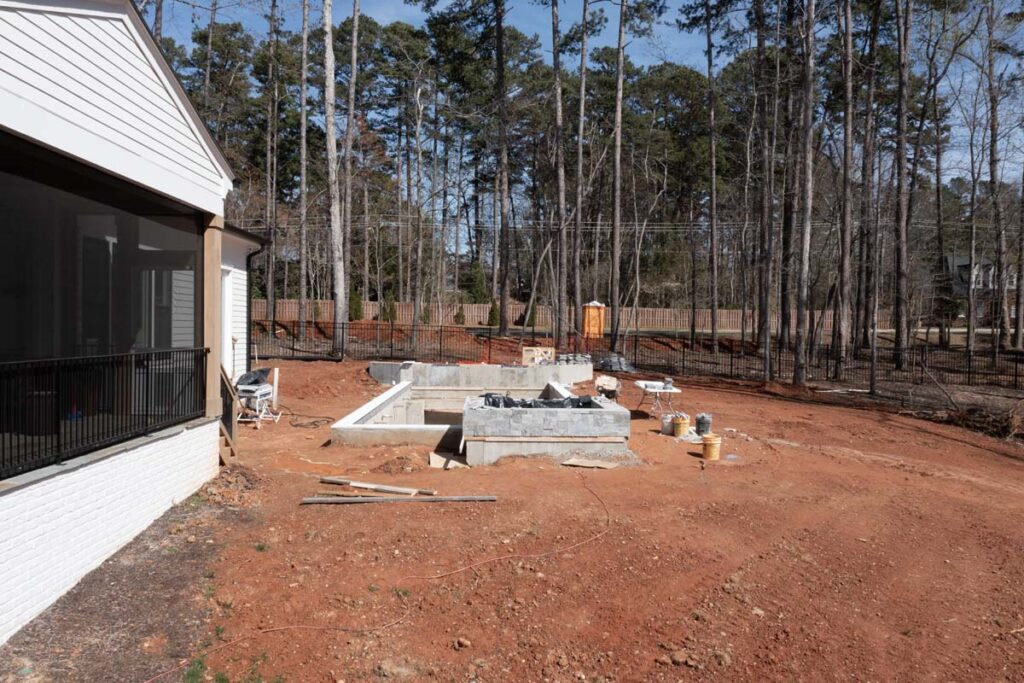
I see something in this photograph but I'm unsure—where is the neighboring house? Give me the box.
[0,0,262,645]
[944,255,1018,322]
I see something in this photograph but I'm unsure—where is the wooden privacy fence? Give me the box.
[252,299,893,334]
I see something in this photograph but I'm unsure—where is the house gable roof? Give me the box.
[0,0,234,214]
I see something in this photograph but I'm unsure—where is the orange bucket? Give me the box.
[672,414,690,437]
[702,433,722,461]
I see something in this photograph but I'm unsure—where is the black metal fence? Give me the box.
[0,348,208,480]
[250,319,1024,393]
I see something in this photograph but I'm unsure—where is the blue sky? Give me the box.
[157,0,710,70]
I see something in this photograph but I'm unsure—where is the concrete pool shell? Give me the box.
[331,361,631,465]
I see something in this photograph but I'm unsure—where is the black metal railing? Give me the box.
[0,348,208,480]
[220,367,237,442]
[251,319,1024,394]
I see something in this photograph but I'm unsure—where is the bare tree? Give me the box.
[496,0,512,335]
[985,0,1010,351]
[835,0,852,375]
[203,0,218,112]
[551,0,568,347]
[610,0,628,351]
[323,0,347,349]
[793,0,815,385]
[573,0,591,341]
[298,0,309,339]
[893,0,913,367]
[705,0,719,350]
[264,0,279,327]
[343,0,361,321]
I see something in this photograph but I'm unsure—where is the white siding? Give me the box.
[170,269,194,348]
[222,233,254,380]
[0,0,232,214]
[230,268,248,378]
[0,421,219,646]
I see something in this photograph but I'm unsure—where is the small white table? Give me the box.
[633,380,681,416]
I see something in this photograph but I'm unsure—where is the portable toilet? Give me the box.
[582,301,606,339]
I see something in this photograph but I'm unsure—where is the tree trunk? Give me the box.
[153,0,162,40]
[396,121,404,301]
[987,0,1009,352]
[265,0,278,328]
[792,0,814,386]
[753,0,772,379]
[779,0,797,351]
[573,0,590,342]
[342,0,360,321]
[1016,165,1024,349]
[551,0,568,348]
[202,0,218,111]
[323,0,347,350]
[298,0,309,339]
[496,0,511,335]
[705,0,719,351]
[858,4,880,349]
[610,0,627,352]
[412,85,426,336]
[893,0,913,368]
[836,0,852,376]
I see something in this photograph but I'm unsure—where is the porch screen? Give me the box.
[0,132,204,360]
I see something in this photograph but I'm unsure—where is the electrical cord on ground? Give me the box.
[277,403,334,429]
[140,471,610,683]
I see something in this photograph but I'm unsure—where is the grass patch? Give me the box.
[253,542,269,552]
[182,656,207,683]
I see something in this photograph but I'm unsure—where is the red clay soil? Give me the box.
[189,360,1024,682]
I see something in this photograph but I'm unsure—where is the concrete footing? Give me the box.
[335,361,626,465]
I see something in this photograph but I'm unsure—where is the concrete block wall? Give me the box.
[462,397,630,439]
[0,420,219,646]
[369,361,593,388]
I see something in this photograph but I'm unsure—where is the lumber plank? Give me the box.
[319,477,437,496]
[301,495,496,505]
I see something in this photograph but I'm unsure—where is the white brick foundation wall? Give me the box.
[0,419,220,645]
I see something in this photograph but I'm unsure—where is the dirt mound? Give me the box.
[370,453,428,474]
[199,465,264,507]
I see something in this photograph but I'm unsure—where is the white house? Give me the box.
[0,0,261,645]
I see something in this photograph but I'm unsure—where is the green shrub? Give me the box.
[454,305,466,325]
[381,293,397,323]
[465,260,489,304]
[487,300,499,327]
[349,286,364,321]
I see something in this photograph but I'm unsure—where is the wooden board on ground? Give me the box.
[301,495,496,505]
[561,457,619,470]
[315,479,436,493]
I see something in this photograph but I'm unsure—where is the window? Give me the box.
[0,132,203,361]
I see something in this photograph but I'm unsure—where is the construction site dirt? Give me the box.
[4,359,1024,681]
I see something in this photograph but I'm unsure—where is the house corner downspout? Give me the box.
[245,239,267,374]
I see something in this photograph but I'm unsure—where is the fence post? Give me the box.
[633,331,640,368]
[439,325,444,361]
[967,349,973,386]
[55,361,63,456]
[487,327,493,364]
[390,320,395,359]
